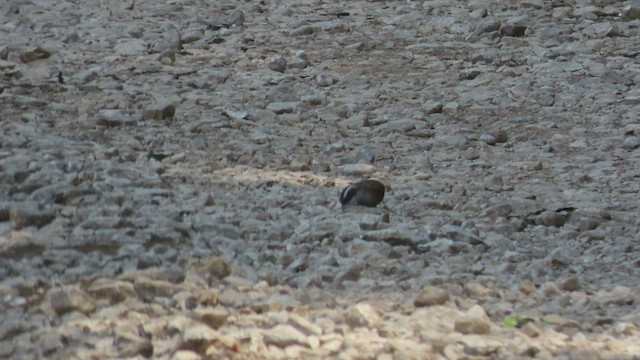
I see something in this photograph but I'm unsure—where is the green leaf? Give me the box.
[502,315,520,328]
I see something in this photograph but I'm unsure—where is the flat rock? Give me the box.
[46,286,96,316]
[415,286,450,307]
[344,303,381,329]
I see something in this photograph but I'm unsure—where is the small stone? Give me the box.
[143,102,176,120]
[485,175,504,192]
[569,139,588,148]
[288,313,322,336]
[528,161,543,171]
[172,350,202,360]
[336,264,363,283]
[173,291,197,310]
[19,47,51,63]
[479,134,497,145]
[622,136,640,150]
[316,74,334,87]
[454,305,492,335]
[470,8,488,18]
[345,303,382,328]
[613,322,637,336]
[263,324,308,348]
[520,322,541,338]
[558,276,581,291]
[228,10,245,27]
[414,286,450,307]
[572,5,601,18]
[289,155,311,171]
[289,51,310,69]
[267,101,297,114]
[475,19,501,34]
[535,211,568,227]
[182,28,204,44]
[339,163,376,176]
[596,286,634,306]
[193,307,229,329]
[133,278,183,302]
[548,247,572,267]
[540,282,562,298]
[459,69,481,80]
[267,55,287,73]
[423,101,442,114]
[291,25,316,36]
[182,322,221,352]
[9,202,57,229]
[73,68,99,84]
[47,286,96,316]
[115,331,153,358]
[87,278,136,304]
[193,256,231,284]
[491,130,509,143]
[465,283,493,298]
[96,109,135,127]
[621,5,640,20]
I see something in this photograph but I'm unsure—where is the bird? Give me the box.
[339,179,386,208]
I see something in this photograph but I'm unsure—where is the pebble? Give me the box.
[414,286,450,307]
[46,286,97,316]
[339,163,376,176]
[18,47,50,63]
[478,133,496,145]
[344,303,382,329]
[454,305,492,335]
[142,103,176,120]
[2,0,640,358]
[9,202,57,229]
[263,324,309,348]
[267,55,287,73]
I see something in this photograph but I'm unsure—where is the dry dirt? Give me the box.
[1,0,640,359]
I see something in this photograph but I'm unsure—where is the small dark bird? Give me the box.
[339,179,385,207]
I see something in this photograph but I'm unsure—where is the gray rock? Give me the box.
[182,28,205,44]
[479,133,497,145]
[18,47,50,63]
[289,51,310,69]
[475,19,501,34]
[267,55,287,73]
[9,202,57,229]
[621,5,640,20]
[414,286,449,307]
[263,324,308,347]
[344,303,381,328]
[622,136,640,150]
[548,247,572,267]
[87,278,136,304]
[143,102,176,120]
[47,286,96,315]
[535,211,569,227]
[454,305,492,335]
[339,163,376,176]
[267,101,298,114]
[316,74,335,87]
[97,110,135,127]
[291,25,316,36]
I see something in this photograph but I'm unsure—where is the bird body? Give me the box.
[339,179,385,207]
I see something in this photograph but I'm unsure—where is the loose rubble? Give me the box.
[1,0,640,359]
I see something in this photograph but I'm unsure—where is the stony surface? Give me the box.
[1,0,640,359]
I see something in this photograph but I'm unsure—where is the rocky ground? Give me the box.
[1,0,640,359]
